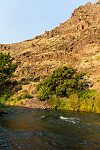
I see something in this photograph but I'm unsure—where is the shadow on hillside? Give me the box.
[19,76,40,85]
[0,81,22,114]
[0,80,22,98]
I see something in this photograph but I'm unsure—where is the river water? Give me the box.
[0,107,100,150]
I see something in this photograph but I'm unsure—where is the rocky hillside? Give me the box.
[0,1,100,94]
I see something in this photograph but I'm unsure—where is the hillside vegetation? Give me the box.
[36,66,100,113]
[0,1,100,112]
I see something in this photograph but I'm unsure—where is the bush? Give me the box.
[49,95,65,109]
[36,66,89,100]
[0,52,17,85]
[0,91,10,104]
[6,93,33,106]
[16,93,33,101]
[78,89,96,99]
[49,91,100,113]
[0,53,17,106]
[37,83,53,100]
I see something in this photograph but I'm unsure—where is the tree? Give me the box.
[36,66,89,100]
[0,52,17,85]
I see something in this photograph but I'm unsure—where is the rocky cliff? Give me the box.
[0,1,100,94]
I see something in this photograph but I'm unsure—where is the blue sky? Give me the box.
[0,0,96,44]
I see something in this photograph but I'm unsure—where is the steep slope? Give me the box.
[0,1,100,94]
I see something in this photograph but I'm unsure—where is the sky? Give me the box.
[0,0,96,44]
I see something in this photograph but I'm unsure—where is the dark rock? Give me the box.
[0,110,8,116]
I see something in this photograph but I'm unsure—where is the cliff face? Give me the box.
[0,2,100,93]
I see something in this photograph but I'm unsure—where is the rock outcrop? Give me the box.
[0,1,100,93]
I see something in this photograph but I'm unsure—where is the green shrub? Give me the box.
[0,52,18,106]
[94,93,100,113]
[37,84,52,101]
[0,52,17,85]
[48,91,100,113]
[7,93,33,106]
[36,66,89,100]
[78,89,96,99]
[49,95,65,109]
[0,91,10,103]
[16,93,33,101]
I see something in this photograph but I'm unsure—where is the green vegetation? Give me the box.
[7,93,33,106]
[16,93,33,100]
[0,52,17,85]
[0,52,17,108]
[36,66,100,113]
[0,81,20,105]
[49,90,100,113]
[37,66,89,100]
[0,91,10,104]
[0,53,33,110]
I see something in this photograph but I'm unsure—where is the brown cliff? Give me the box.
[0,1,100,94]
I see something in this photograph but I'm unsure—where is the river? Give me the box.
[0,107,100,150]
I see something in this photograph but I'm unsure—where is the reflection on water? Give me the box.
[0,107,100,150]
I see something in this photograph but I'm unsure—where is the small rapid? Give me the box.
[0,107,100,150]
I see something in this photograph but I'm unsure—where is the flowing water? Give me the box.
[0,107,100,150]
